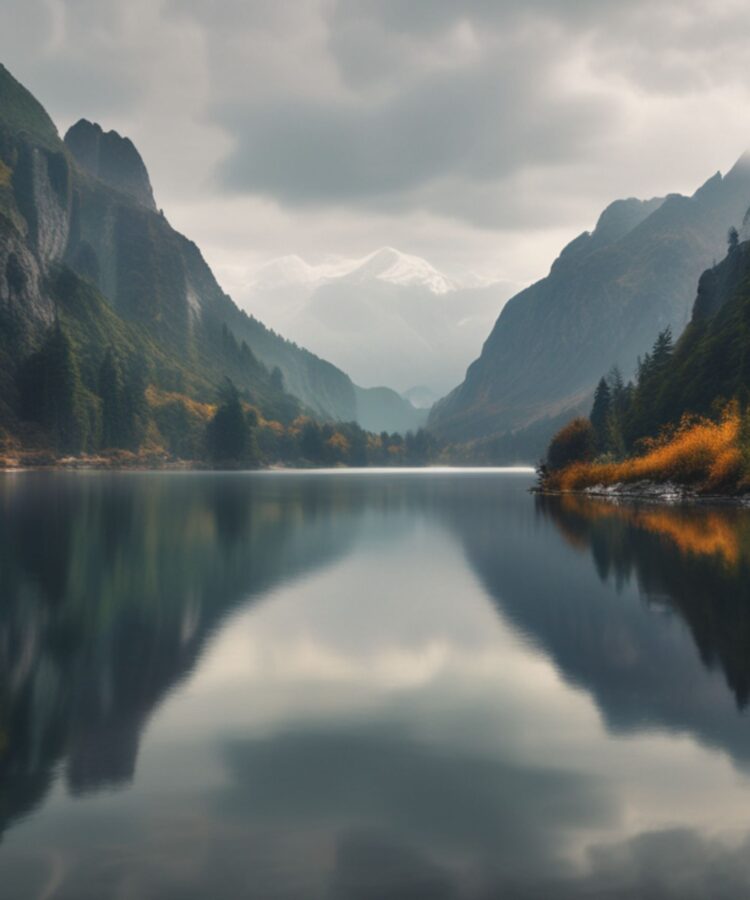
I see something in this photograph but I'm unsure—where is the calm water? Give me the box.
[3,470,750,898]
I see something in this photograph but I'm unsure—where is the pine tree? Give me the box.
[19,321,87,452]
[207,378,249,462]
[300,420,324,462]
[651,327,674,373]
[589,377,611,450]
[270,366,284,393]
[729,226,740,255]
[121,356,147,449]
[98,347,124,448]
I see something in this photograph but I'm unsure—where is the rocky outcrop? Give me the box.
[64,119,156,211]
[0,221,53,337]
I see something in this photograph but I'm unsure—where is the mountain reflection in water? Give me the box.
[2,471,750,899]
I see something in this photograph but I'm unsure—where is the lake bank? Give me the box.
[534,479,750,506]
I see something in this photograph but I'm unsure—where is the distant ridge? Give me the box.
[429,156,750,459]
[242,249,515,395]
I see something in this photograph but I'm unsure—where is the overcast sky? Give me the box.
[4,0,750,292]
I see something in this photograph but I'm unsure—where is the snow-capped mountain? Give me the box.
[237,248,516,397]
[248,247,456,295]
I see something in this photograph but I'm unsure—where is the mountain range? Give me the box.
[430,158,750,459]
[0,63,424,442]
[237,247,515,398]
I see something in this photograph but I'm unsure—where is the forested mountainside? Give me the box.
[430,160,750,460]
[0,63,423,462]
[542,231,750,495]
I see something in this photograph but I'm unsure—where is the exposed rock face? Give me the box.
[0,223,53,336]
[430,158,750,459]
[0,64,406,430]
[64,119,157,210]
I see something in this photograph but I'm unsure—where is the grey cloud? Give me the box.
[3,0,750,281]
[215,50,615,224]
[3,0,151,122]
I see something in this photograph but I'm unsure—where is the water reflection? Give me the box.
[537,494,750,711]
[2,472,750,898]
[0,473,365,839]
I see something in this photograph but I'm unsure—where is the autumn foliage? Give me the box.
[544,406,747,495]
[546,417,597,470]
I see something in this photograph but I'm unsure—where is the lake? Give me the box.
[2,469,750,898]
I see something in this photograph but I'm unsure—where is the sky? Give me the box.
[4,0,750,293]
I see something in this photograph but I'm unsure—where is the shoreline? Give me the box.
[534,479,750,507]
[0,458,537,475]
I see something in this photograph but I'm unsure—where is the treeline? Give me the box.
[4,321,440,468]
[544,327,679,472]
[13,321,148,455]
[540,230,750,493]
[544,228,750,476]
[205,379,439,467]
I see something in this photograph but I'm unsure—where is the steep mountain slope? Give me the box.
[0,63,421,438]
[430,164,750,458]
[60,117,356,421]
[632,237,750,426]
[240,247,515,396]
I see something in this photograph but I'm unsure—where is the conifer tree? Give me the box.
[121,356,147,449]
[98,347,124,448]
[589,377,611,449]
[19,321,87,452]
[207,378,249,462]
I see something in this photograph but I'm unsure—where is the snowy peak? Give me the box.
[347,247,455,294]
[247,247,457,295]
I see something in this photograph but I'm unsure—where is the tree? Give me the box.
[98,348,147,450]
[206,378,249,462]
[19,321,88,452]
[625,328,674,443]
[546,418,596,471]
[729,226,740,255]
[98,347,124,448]
[270,366,284,393]
[300,420,324,462]
[589,377,611,449]
[121,355,147,449]
[607,366,626,414]
[651,327,674,371]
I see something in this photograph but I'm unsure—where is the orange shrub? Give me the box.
[547,410,745,494]
[547,417,596,471]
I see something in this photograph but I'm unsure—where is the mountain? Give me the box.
[64,119,156,211]
[0,63,421,444]
[626,236,750,430]
[238,247,516,397]
[429,160,750,459]
[354,385,427,434]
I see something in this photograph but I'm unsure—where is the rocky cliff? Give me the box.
[0,63,419,433]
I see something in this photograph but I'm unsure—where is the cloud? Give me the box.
[3,0,750,283]
[215,54,614,220]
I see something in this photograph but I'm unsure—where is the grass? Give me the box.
[547,407,748,495]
